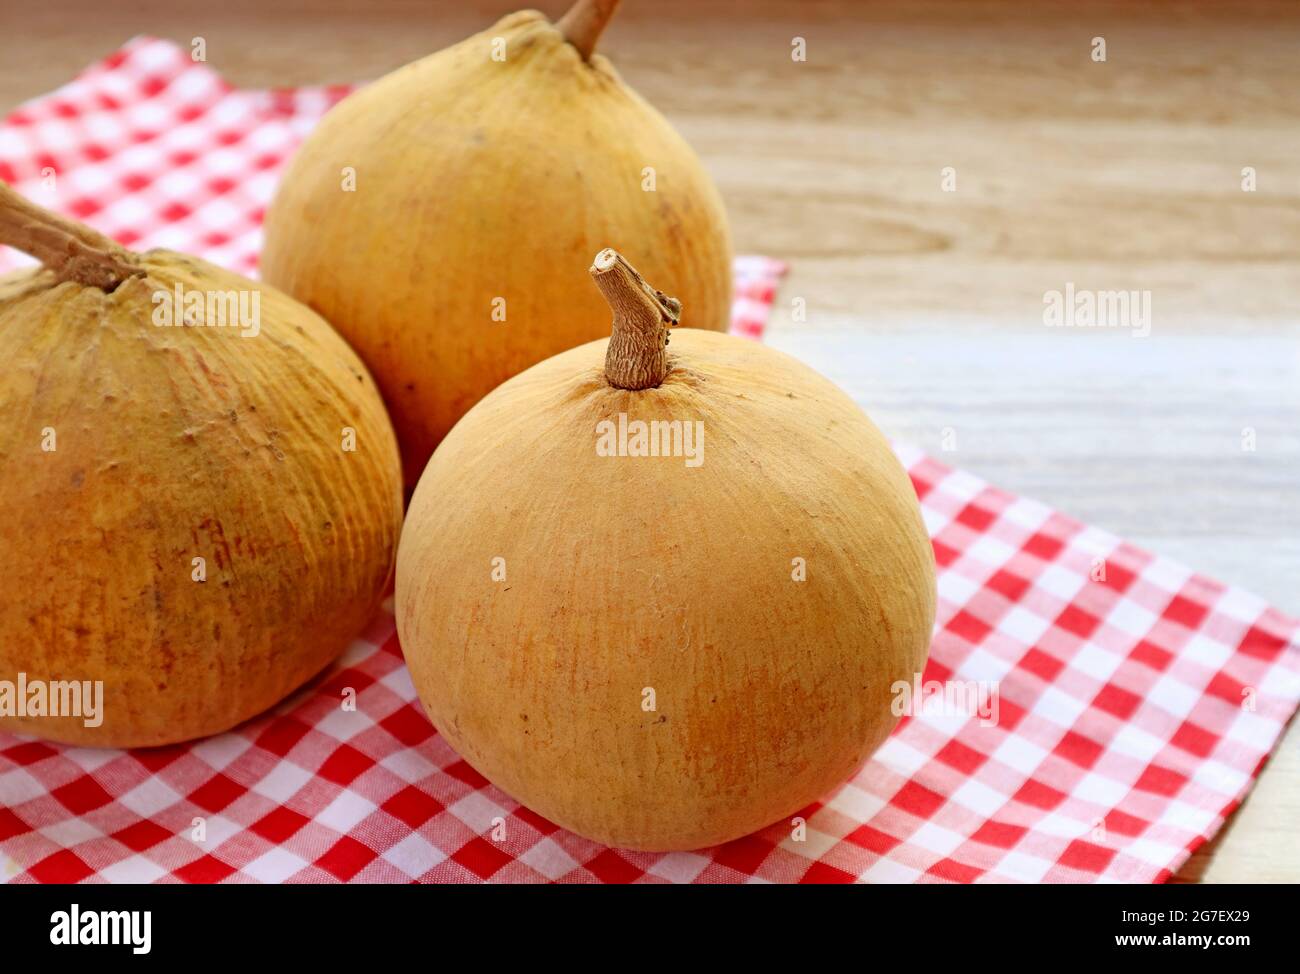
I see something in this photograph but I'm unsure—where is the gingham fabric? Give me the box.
[2,38,1298,884]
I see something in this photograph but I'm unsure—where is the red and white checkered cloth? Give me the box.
[3,38,1298,884]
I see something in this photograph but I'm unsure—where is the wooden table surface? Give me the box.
[2,0,1297,883]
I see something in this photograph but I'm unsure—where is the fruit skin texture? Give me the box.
[396,329,936,851]
[260,10,733,487]
[0,252,403,748]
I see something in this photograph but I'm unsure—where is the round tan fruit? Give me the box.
[261,0,733,487]
[0,183,403,748]
[396,250,935,851]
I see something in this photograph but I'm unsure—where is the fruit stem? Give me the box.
[0,181,141,291]
[557,0,620,60]
[591,248,680,391]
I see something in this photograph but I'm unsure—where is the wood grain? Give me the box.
[0,0,1296,883]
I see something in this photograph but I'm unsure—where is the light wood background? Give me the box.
[1,0,1296,883]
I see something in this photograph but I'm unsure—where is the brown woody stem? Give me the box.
[592,248,681,391]
[557,0,620,60]
[0,181,141,291]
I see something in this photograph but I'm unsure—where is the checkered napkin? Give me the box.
[3,38,1299,885]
